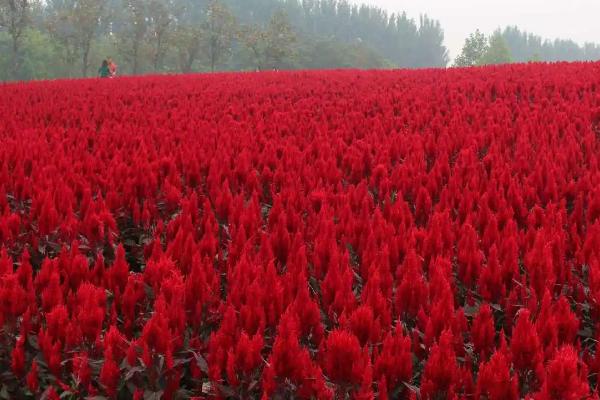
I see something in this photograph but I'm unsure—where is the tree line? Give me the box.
[3,0,600,81]
[0,0,449,81]
[455,26,600,67]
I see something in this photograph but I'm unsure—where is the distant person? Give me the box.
[98,60,110,78]
[107,57,117,78]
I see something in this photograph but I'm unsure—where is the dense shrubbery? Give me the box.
[1,63,600,398]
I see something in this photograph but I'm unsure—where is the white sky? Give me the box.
[353,0,600,61]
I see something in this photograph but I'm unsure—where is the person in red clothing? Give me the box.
[107,57,117,78]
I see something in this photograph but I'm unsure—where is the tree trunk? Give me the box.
[133,42,139,74]
[184,51,195,73]
[82,45,90,77]
[11,36,20,79]
[210,40,215,72]
[154,33,163,71]
[251,47,261,72]
[67,46,78,78]
[210,17,215,72]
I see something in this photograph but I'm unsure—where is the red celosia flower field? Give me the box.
[2,63,600,399]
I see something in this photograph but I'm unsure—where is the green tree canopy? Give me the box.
[0,0,34,78]
[454,29,487,67]
[203,0,237,71]
[479,30,512,65]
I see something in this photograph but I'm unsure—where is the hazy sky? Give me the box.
[353,0,600,61]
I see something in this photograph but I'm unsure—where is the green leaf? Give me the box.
[195,353,209,374]
[215,384,236,398]
[402,381,421,397]
[124,366,144,381]
[579,327,594,338]
[0,386,10,400]
[144,390,163,400]
[463,303,480,317]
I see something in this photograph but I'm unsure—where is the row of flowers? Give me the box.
[1,63,600,398]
